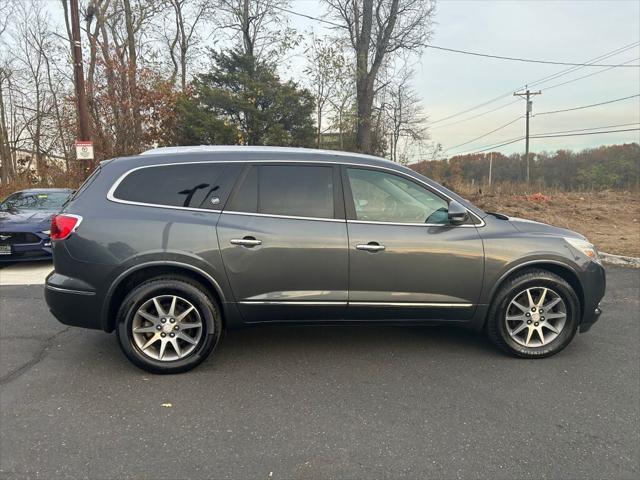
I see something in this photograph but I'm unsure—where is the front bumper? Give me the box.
[0,234,52,262]
[578,262,606,333]
[579,304,602,333]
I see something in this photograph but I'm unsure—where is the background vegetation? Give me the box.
[0,0,637,194]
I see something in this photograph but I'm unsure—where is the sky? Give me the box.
[290,0,640,157]
[42,0,640,158]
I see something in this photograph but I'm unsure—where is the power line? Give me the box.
[429,100,520,130]
[451,125,640,156]
[272,5,343,28]
[427,42,639,125]
[452,137,525,156]
[543,57,640,91]
[526,42,640,88]
[535,94,640,116]
[275,5,640,71]
[444,116,523,152]
[425,44,640,68]
[532,122,640,136]
[532,128,640,139]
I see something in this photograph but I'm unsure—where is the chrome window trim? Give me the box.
[105,159,484,226]
[222,210,345,223]
[106,162,230,213]
[347,219,479,228]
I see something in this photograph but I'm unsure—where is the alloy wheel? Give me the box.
[131,295,204,361]
[505,287,567,348]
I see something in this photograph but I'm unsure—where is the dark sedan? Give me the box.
[0,188,73,262]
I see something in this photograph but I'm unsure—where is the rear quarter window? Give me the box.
[111,163,236,210]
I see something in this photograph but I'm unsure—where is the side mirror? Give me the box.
[448,200,469,225]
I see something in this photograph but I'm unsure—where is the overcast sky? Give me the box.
[291,0,640,157]
[42,0,640,158]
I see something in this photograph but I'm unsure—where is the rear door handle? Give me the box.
[230,237,262,247]
[356,242,385,252]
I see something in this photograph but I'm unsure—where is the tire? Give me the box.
[486,268,580,358]
[116,276,222,374]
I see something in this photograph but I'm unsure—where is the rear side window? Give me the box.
[227,165,335,219]
[112,163,231,209]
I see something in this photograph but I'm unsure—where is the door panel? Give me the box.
[347,222,484,320]
[342,166,484,321]
[217,213,348,322]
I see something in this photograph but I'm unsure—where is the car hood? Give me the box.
[0,210,53,231]
[507,216,585,240]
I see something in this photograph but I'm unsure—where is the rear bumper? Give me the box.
[45,272,103,330]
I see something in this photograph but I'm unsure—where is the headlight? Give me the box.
[41,230,51,235]
[564,237,601,264]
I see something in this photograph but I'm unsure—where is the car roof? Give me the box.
[140,145,385,162]
[133,145,399,168]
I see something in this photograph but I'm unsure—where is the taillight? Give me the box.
[50,214,83,240]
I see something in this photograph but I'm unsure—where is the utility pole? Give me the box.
[514,88,541,184]
[488,151,493,188]
[69,0,92,170]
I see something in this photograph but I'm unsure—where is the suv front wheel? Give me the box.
[116,276,222,374]
[487,269,580,358]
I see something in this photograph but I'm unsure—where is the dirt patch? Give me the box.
[469,191,640,257]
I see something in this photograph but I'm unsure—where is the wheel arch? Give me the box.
[484,260,585,329]
[102,261,227,332]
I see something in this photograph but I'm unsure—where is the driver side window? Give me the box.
[346,168,449,224]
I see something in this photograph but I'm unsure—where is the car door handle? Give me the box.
[356,242,385,252]
[230,237,262,247]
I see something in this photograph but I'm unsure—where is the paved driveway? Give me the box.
[0,264,638,479]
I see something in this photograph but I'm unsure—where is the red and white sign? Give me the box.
[75,140,94,160]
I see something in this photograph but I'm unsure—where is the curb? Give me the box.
[600,252,640,268]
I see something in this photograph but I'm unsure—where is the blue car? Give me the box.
[0,188,73,262]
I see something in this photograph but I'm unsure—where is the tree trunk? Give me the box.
[123,0,142,148]
[355,0,374,153]
[0,81,12,183]
[317,107,322,148]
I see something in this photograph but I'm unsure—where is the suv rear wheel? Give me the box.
[116,276,222,374]
[487,269,580,358]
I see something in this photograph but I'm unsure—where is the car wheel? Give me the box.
[487,269,580,358]
[116,276,222,374]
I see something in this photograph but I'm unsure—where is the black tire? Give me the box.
[486,269,580,358]
[116,276,222,374]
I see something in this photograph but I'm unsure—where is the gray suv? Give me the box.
[45,146,605,373]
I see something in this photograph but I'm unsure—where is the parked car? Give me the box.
[45,146,605,373]
[0,188,73,262]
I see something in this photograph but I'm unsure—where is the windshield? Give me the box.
[0,191,71,212]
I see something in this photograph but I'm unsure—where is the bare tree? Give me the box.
[304,35,348,148]
[82,0,163,156]
[216,0,295,64]
[384,66,426,163]
[161,0,211,91]
[324,0,435,154]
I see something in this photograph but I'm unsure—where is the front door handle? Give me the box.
[356,242,385,252]
[230,237,262,247]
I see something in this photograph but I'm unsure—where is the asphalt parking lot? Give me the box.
[0,263,638,480]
